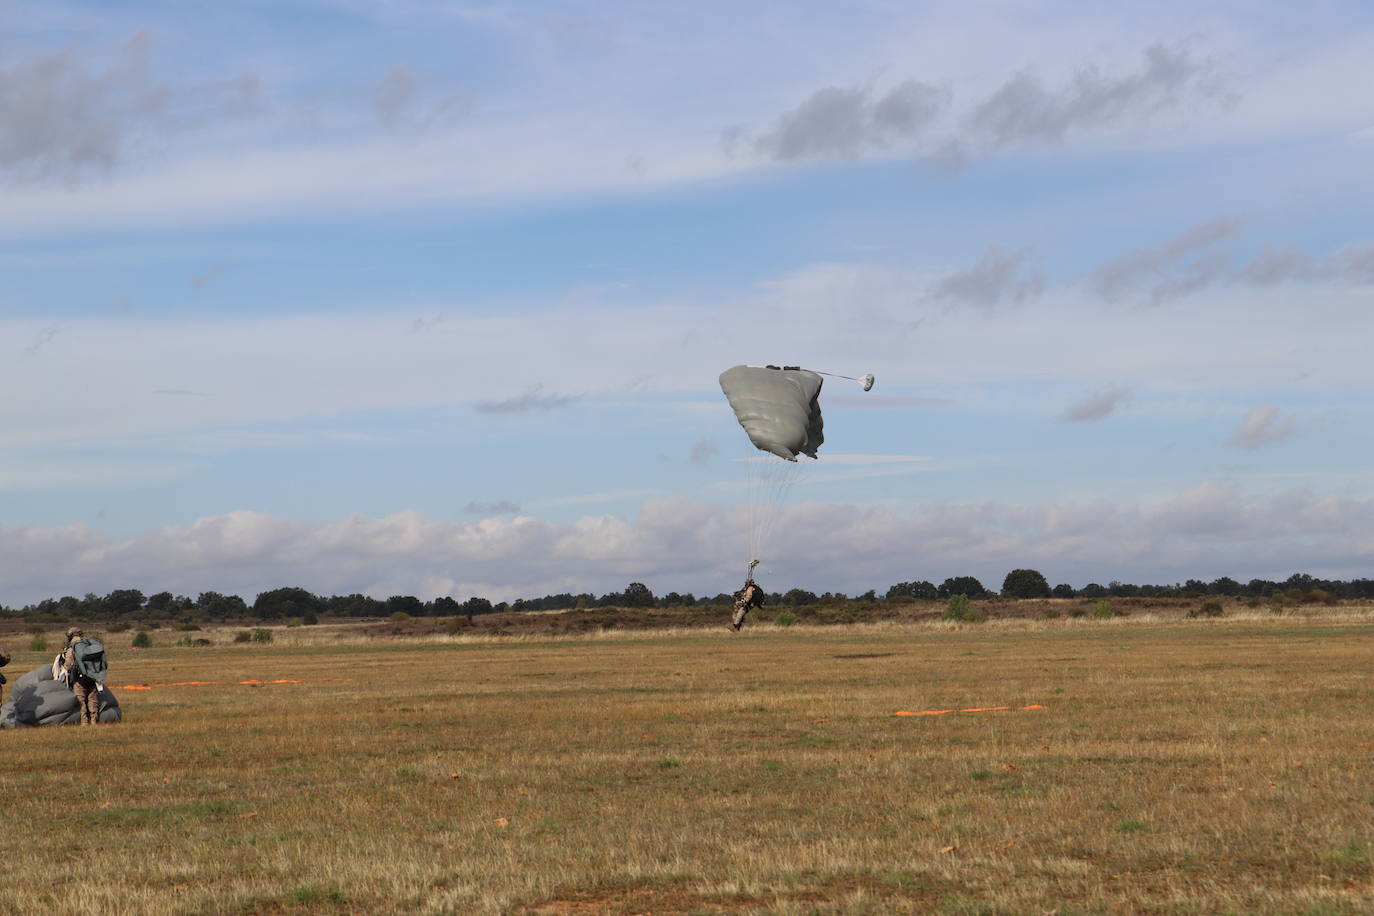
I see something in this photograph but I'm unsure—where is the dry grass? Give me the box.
[2,612,1373,915]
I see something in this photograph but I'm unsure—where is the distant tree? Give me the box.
[1284,573,1316,592]
[856,589,877,602]
[1001,569,1051,599]
[1207,577,1241,596]
[146,591,176,613]
[103,588,146,617]
[254,587,323,620]
[1182,579,1208,597]
[1079,582,1108,598]
[461,596,493,616]
[885,580,938,601]
[938,576,988,599]
[622,582,656,608]
[1051,583,1076,598]
[1107,580,1139,598]
[197,591,249,618]
[431,596,460,616]
[783,588,818,606]
[326,593,385,617]
[387,595,424,618]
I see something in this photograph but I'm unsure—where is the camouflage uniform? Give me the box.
[0,644,9,706]
[730,582,764,630]
[62,629,101,725]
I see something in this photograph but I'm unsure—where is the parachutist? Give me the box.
[730,578,765,631]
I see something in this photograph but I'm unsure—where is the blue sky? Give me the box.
[3,0,1374,605]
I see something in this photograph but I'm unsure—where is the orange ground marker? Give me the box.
[894,704,1045,716]
[113,677,348,690]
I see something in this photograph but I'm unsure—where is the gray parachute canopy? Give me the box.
[0,664,122,728]
[719,365,824,461]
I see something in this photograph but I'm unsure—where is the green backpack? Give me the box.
[72,639,108,684]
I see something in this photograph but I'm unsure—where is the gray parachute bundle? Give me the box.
[718,365,825,461]
[0,664,122,728]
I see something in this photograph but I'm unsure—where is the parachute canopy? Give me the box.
[719,365,824,461]
[0,664,122,728]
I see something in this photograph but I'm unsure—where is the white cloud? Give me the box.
[1062,385,1131,422]
[1090,218,1236,303]
[928,247,1045,310]
[3,484,1372,606]
[688,439,718,465]
[473,384,580,414]
[1226,405,1297,449]
[805,454,930,466]
[0,15,1367,239]
[0,457,199,491]
[2,262,1369,455]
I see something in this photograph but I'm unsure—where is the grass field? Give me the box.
[2,611,1373,915]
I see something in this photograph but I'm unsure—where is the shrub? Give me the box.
[302,610,319,626]
[943,594,985,623]
[1189,600,1224,619]
[390,611,412,623]
[174,621,201,631]
[132,631,152,649]
[1042,607,1061,619]
[29,634,47,652]
[775,611,797,627]
[234,630,253,643]
[1092,599,1116,619]
[251,627,273,643]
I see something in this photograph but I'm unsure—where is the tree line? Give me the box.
[4,569,1371,625]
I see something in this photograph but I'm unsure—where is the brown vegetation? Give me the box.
[1,609,1372,914]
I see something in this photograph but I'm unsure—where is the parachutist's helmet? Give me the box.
[745,579,755,586]
[66,627,83,640]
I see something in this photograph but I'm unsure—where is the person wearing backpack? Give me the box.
[0,643,10,706]
[61,627,105,725]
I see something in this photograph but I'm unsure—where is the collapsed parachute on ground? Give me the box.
[718,365,826,461]
[0,665,122,728]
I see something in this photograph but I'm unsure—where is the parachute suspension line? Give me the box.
[812,370,876,391]
[742,448,805,576]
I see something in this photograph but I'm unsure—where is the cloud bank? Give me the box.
[3,483,1372,607]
